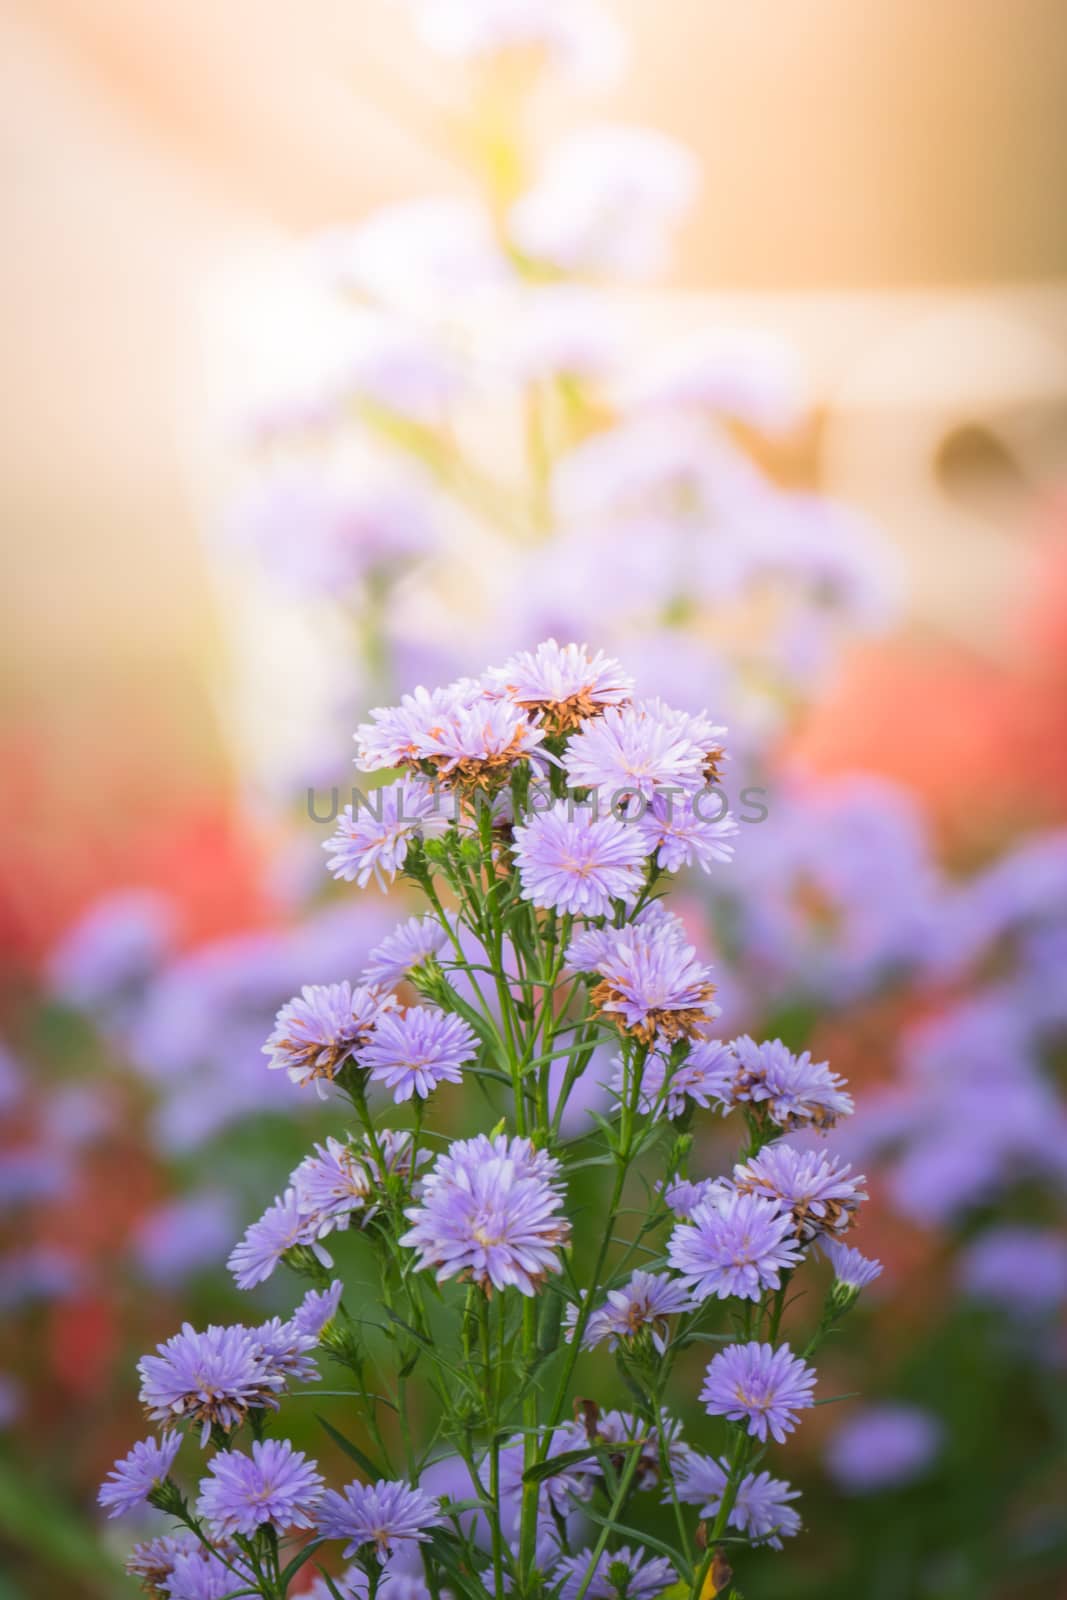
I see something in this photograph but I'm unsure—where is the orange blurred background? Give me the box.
[3,0,1067,950]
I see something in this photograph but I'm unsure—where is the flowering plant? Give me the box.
[103,642,880,1600]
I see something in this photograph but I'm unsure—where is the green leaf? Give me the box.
[313,1568,349,1600]
[278,1538,328,1589]
[521,1445,598,1484]
[315,1415,384,1480]
[580,1509,687,1569]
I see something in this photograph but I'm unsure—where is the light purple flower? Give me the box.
[701,1341,816,1443]
[125,1535,194,1589]
[365,1127,434,1188]
[138,1323,283,1445]
[721,1036,854,1130]
[485,639,633,735]
[668,1190,802,1302]
[226,462,433,597]
[553,1544,677,1600]
[585,919,718,1047]
[565,1270,691,1354]
[356,683,478,771]
[228,1189,324,1290]
[363,916,448,987]
[317,1477,442,1562]
[509,123,699,279]
[417,693,548,789]
[252,1315,320,1386]
[958,1226,1067,1314]
[127,1534,249,1600]
[661,1175,726,1221]
[676,1453,801,1549]
[320,197,506,314]
[824,1404,942,1493]
[512,801,647,916]
[263,981,396,1094]
[822,1238,884,1292]
[197,1439,324,1536]
[323,780,445,890]
[731,1142,866,1241]
[132,1191,237,1288]
[400,1133,570,1296]
[46,888,174,1021]
[165,1542,244,1600]
[291,1138,374,1241]
[626,326,804,433]
[621,1037,734,1119]
[98,1432,181,1518]
[361,1006,477,1101]
[562,700,720,803]
[408,0,626,86]
[591,1409,686,1489]
[635,790,736,874]
[291,1280,344,1339]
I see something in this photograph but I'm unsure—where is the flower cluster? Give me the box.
[102,643,880,1600]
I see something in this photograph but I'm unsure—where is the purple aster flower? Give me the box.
[822,1238,884,1292]
[138,1322,283,1445]
[553,1543,677,1600]
[565,1270,691,1354]
[127,1534,248,1599]
[676,1453,801,1549]
[98,1432,181,1518]
[562,700,721,803]
[721,1036,854,1130]
[166,1542,246,1600]
[586,919,718,1047]
[619,1037,734,1120]
[958,1226,1067,1314]
[668,1190,802,1302]
[661,1175,726,1220]
[418,692,548,790]
[731,1142,866,1241]
[355,682,481,772]
[400,1133,570,1296]
[512,801,647,916]
[197,1439,324,1537]
[485,640,633,735]
[361,1006,477,1102]
[263,981,395,1094]
[364,1127,433,1189]
[510,122,698,279]
[252,1315,320,1385]
[635,790,737,874]
[591,1409,686,1489]
[564,899,679,972]
[228,1189,325,1290]
[126,1535,194,1590]
[824,1404,942,1493]
[490,1424,598,1525]
[701,1341,816,1443]
[323,779,445,890]
[317,1477,442,1562]
[291,1280,344,1339]
[291,1137,375,1241]
[363,916,448,987]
